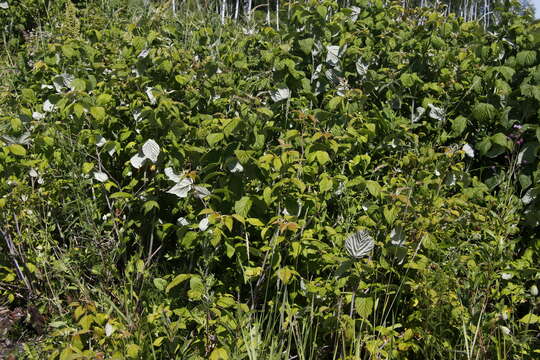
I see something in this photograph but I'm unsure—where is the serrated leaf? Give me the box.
[130,152,146,169]
[235,196,252,217]
[315,150,331,165]
[207,133,224,146]
[70,78,85,92]
[451,116,467,135]
[8,144,26,156]
[110,192,132,199]
[167,178,193,198]
[298,38,314,55]
[142,139,160,162]
[519,313,540,324]
[90,106,105,121]
[472,103,496,122]
[270,88,290,102]
[82,162,94,174]
[126,344,140,358]
[143,200,159,214]
[355,297,374,318]
[93,171,109,182]
[326,45,340,66]
[276,267,294,285]
[209,348,229,360]
[319,177,333,192]
[366,180,382,197]
[516,50,536,66]
[166,274,191,293]
[491,133,510,149]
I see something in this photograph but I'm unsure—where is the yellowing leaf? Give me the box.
[166,274,191,293]
[153,336,165,347]
[90,106,106,121]
[209,348,229,360]
[319,176,333,192]
[8,144,26,156]
[126,344,140,358]
[234,196,252,217]
[366,180,382,197]
[276,267,295,285]
[519,313,540,324]
[355,297,374,319]
[207,133,224,146]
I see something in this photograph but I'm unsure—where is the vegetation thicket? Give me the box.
[1,0,539,358]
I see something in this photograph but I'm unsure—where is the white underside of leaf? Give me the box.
[462,143,475,158]
[193,185,211,199]
[199,216,209,231]
[270,88,290,102]
[167,178,193,198]
[227,160,244,173]
[142,139,160,163]
[130,152,146,169]
[164,167,181,183]
[94,171,109,182]
[43,99,56,112]
[146,87,157,105]
[32,112,45,120]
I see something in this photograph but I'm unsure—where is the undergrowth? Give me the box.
[0,0,539,359]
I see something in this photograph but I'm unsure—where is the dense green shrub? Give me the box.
[0,0,539,358]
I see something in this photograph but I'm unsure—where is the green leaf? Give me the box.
[109,192,132,199]
[319,176,333,192]
[451,116,467,136]
[494,66,515,81]
[400,73,419,88]
[516,50,536,66]
[90,106,106,121]
[476,137,492,155]
[276,267,294,285]
[188,275,204,300]
[223,118,240,137]
[519,313,540,324]
[126,344,140,358]
[235,196,252,217]
[206,133,224,146]
[74,103,85,117]
[256,107,274,119]
[71,78,86,91]
[143,200,160,214]
[355,297,374,319]
[472,103,496,122]
[153,278,167,291]
[328,96,342,111]
[315,151,331,165]
[209,348,229,360]
[298,38,314,55]
[166,274,191,293]
[491,133,510,149]
[96,93,112,105]
[82,162,94,174]
[383,205,398,225]
[8,144,26,156]
[246,218,264,227]
[366,180,382,197]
